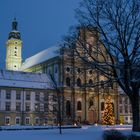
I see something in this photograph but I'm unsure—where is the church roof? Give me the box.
[20,45,60,70]
[0,70,53,89]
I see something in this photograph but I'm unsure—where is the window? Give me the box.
[35,93,40,101]
[89,79,93,85]
[6,92,11,99]
[66,67,70,72]
[89,70,92,75]
[101,102,104,111]
[15,117,20,125]
[77,101,82,111]
[77,78,81,87]
[66,77,71,86]
[16,93,21,100]
[5,102,11,111]
[129,106,132,113]
[35,103,40,112]
[124,98,128,104]
[119,106,123,113]
[66,100,71,117]
[89,100,94,108]
[25,103,30,111]
[125,105,128,113]
[26,93,30,100]
[125,117,128,121]
[16,102,21,111]
[44,103,48,112]
[44,118,48,125]
[25,117,30,125]
[77,68,81,73]
[54,66,58,73]
[119,98,122,104]
[5,117,10,125]
[35,118,40,125]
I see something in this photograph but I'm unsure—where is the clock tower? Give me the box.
[6,18,22,71]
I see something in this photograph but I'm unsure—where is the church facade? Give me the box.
[3,19,133,125]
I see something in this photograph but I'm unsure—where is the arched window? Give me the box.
[89,79,93,85]
[66,100,71,116]
[101,102,104,111]
[89,70,92,75]
[89,100,94,108]
[77,101,82,111]
[77,78,81,87]
[77,68,81,73]
[66,77,71,86]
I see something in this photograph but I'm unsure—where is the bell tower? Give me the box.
[6,18,22,71]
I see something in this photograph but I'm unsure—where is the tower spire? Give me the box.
[12,17,17,30]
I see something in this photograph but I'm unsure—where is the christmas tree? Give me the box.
[102,96,115,125]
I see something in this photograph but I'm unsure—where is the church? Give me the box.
[0,18,132,125]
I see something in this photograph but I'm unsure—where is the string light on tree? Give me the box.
[102,96,115,125]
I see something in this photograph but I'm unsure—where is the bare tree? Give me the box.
[49,74,63,134]
[65,0,140,132]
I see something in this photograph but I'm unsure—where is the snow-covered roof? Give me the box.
[0,70,53,89]
[20,45,61,70]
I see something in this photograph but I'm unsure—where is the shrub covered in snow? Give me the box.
[128,135,140,140]
[103,130,126,140]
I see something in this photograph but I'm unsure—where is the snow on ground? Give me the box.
[0,125,132,140]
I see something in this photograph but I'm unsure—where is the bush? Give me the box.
[103,130,126,140]
[128,134,140,140]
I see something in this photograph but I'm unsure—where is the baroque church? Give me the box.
[0,18,132,126]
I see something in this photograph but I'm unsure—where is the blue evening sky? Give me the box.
[0,0,80,69]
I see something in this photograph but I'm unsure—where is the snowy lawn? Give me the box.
[0,125,132,140]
